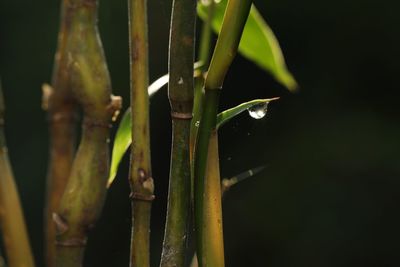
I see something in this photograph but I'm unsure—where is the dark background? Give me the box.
[1,0,400,266]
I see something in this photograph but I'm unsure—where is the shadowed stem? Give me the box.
[0,84,36,267]
[44,1,79,266]
[160,0,196,265]
[0,253,5,267]
[128,0,154,266]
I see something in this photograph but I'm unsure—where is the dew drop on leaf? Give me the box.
[247,102,269,119]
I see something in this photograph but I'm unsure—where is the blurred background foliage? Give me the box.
[1,0,400,266]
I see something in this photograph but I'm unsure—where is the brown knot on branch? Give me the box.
[41,83,54,111]
[107,95,123,122]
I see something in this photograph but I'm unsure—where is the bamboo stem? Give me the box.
[0,84,36,267]
[205,0,252,90]
[190,0,215,158]
[194,0,252,266]
[160,0,196,265]
[128,0,154,266]
[43,1,79,266]
[191,131,224,267]
[190,166,266,267]
[193,89,222,267]
[52,1,121,266]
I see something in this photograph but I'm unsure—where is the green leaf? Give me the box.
[216,97,279,129]
[108,62,204,187]
[197,1,297,91]
[108,109,131,187]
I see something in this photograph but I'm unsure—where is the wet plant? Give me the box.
[0,0,296,266]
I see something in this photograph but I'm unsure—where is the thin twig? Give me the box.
[128,0,154,266]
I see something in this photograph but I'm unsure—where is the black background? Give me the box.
[1,0,400,266]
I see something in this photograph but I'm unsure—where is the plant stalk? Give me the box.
[160,0,196,265]
[205,0,252,90]
[193,89,222,267]
[128,0,154,266]
[190,132,224,267]
[53,1,121,266]
[43,1,79,266]
[194,0,252,266]
[190,166,266,267]
[190,0,215,157]
[0,84,36,267]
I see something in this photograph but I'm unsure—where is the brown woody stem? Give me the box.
[128,0,154,266]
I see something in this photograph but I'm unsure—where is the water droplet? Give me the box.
[227,157,232,161]
[195,121,200,127]
[178,77,184,85]
[247,102,269,119]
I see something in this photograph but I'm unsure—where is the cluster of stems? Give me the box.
[1,0,256,267]
[130,0,253,266]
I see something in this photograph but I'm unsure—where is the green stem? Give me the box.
[0,84,36,267]
[53,1,120,266]
[128,0,154,266]
[193,89,221,267]
[44,1,79,266]
[205,0,252,90]
[191,134,225,267]
[190,165,265,267]
[194,0,252,266]
[160,0,196,266]
[190,0,215,158]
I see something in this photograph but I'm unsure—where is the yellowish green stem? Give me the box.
[128,0,154,266]
[0,85,36,267]
[190,0,215,158]
[194,0,252,266]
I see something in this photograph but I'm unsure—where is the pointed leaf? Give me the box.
[216,97,279,129]
[108,109,131,187]
[197,1,297,91]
